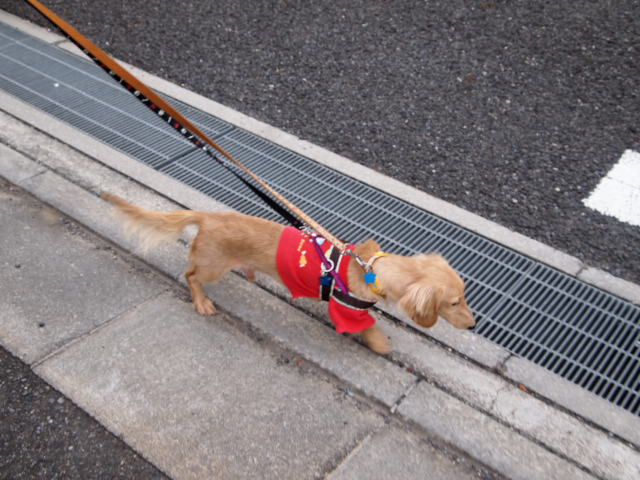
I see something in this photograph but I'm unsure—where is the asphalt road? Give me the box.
[0,346,167,480]
[5,0,640,284]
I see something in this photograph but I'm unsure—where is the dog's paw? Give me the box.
[367,338,392,355]
[361,326,392,355]
[194,298,217,316]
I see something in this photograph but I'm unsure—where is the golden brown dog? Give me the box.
[103,193,475,354]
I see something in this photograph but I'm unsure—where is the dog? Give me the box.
[102,193,475,354]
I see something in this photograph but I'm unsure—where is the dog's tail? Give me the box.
[102,193,204,251]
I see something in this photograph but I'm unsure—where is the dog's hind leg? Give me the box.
[184,265,229,315]
[361,325,391,354]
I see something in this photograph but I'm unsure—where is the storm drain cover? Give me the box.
[1,20,639,415]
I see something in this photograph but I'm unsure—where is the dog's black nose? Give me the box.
[467,324,476,331]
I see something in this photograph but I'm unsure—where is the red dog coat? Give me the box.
[276,227,376,333]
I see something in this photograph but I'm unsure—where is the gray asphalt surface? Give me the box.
[5,0,640,284]
[0,347,167,480]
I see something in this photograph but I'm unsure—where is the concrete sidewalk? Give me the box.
[1,165,490,480]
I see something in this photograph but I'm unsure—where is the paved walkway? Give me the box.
[1,177,490,480]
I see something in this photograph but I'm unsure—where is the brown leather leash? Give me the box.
[24,0,349,253]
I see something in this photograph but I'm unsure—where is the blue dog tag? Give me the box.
[364,272,377,285]
[320,275,333,287]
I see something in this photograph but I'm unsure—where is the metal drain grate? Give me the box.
[2,20,639,415]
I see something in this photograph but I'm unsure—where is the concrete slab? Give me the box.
[382,320,508,410]
[35,292,385,480]
[504,355,640,448]
[0,184,168,364]
[378,301,510,369]
[201,271,417,409]
[0,10,64,44]
[328,426,491,480]
[364,317,640,480]
[578,266,640,305]
[15,164,190,283]
[0,111,199,283]
[0,141,45,184]
[398,382,595,480]
[489,385,640,480]
[0,93,231,217]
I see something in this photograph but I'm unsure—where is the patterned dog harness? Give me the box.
[276,227,377,333]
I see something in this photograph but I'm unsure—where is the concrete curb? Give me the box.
[398,382,594,480]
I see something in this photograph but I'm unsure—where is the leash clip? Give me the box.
[320,257,335,274]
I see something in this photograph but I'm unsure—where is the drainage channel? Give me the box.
[1,20,639,416]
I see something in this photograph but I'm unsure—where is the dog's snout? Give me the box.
[465,311,476,330]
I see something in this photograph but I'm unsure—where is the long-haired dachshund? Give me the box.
[103,194,474,354]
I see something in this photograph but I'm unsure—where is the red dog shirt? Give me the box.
[276,227,376,333]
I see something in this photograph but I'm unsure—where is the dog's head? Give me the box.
[395,254,475,330]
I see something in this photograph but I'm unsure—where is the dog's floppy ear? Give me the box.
[399,283,443,328]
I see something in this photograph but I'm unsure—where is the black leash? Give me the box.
[213,155,302,227]
[24,0,311,233]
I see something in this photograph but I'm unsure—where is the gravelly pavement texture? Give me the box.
[0,346,168,480]
[5,0,640,284]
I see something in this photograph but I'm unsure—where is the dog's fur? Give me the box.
[103,193,475,353]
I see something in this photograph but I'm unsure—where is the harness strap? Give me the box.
[320,246,342,301]
[310,235,349,294]
[313,238,376,310]
[332,289,376,311]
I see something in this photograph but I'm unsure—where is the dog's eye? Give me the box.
[451,301,460,307]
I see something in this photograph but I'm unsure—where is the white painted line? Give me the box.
[583,150,640,227]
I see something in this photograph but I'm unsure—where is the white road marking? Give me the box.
[583,150,640,227]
